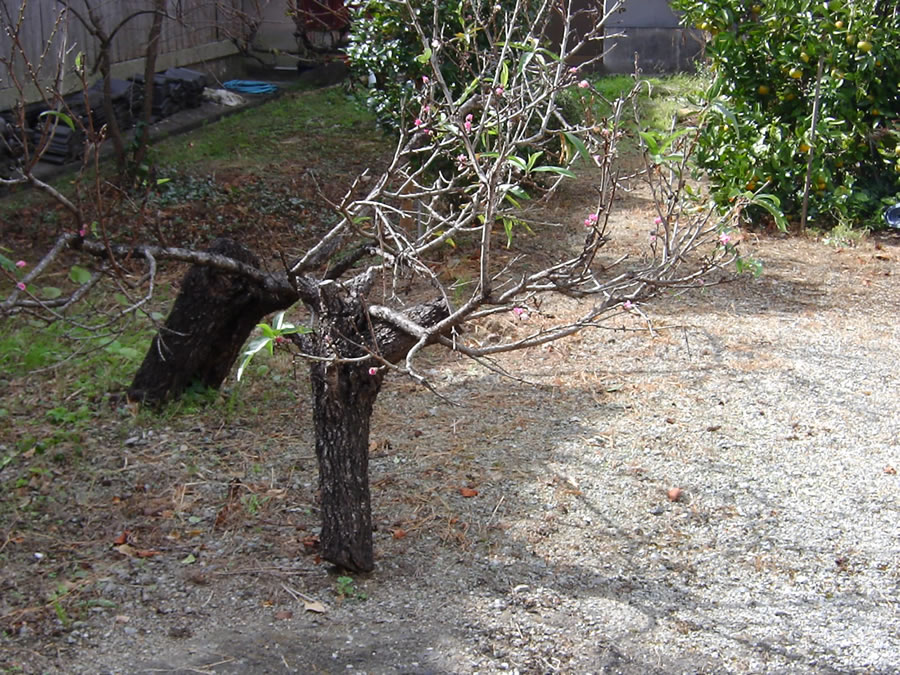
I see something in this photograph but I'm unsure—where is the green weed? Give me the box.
[335,575,367,601]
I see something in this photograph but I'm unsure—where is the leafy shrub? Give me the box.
[347,0,534,129]
[672,0,900,227]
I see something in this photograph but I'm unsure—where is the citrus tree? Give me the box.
[672,0,900,228]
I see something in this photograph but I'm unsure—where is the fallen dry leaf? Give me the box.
[459,487,479,498]
[274,610,293,620]
[113,530,130,546]
[304,600,327,613]
[392,528,407,539]
[114,543,137,557]
[667,487,683,502]
[135,549,162,558]
[884,466,897,475]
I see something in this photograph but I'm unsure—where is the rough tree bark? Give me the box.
[301,279,450,571]
[128,237,297,405]
[311,359,381,572]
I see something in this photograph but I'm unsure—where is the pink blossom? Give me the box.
[464,113,474,134]
[79,227,87,237]
[719,232,732,245]
[274,336,285,344]
[654,216,662,225]
[623,300,634,310]
[584,212,598,227]
[512,306,525,316]
[368,367,378,376]
[16,282,26,291]
[495,86,504,96]
[15,260,26,268]
[578,80,590,89]
[422,75,430,84]
[569,66,579,74]
[414,118,424,128]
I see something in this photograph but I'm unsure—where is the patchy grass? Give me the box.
[588,73,709,132]
[153,87,382,170]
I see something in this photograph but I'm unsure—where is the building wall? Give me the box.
[602,0,705,73]
[0,0,250,108]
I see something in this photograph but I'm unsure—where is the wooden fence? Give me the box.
[0,0,254,108]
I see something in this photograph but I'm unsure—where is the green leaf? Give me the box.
[39,110,75,131]
[500,60,509,88]
[504,218,514,247]
[509,185,531,200]
[41,286,62,299]
[236,336,272,381]
[272,310,294,331]
[747,192,788,231]
[68,265,92,284]
[639,131,660,155]
[455,77,481,105]
[416,46,432,64]
[507,155,527,171]
[562,131,592,164]
[532,166,577,178]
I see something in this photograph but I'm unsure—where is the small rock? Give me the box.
[169,625,192,638]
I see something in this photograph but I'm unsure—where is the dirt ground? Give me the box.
[2,113,900,672]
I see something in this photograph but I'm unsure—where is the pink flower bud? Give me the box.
[623,300,634,310]
[719,232,732,245]
[15,260,26,268]
[654,216,663,225]
[578,80,590,89]
[79,228,87,237]
[512,307,525,316]
[422,75,430,84]
[368,367,378,376]
[583,213,598,227]
[16,282,26,291]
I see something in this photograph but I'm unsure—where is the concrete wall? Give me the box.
[602,0,705,73]
[252,1,300,68]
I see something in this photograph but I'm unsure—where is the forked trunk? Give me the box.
[128,238,296,406]
[310,360,382,572]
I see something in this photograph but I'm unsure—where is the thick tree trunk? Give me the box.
[311,361,382,572]
[301,288,451,571]
[128,238,296,406]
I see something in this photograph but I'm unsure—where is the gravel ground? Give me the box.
[3,226,899,674]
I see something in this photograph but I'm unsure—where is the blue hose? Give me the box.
[222,80,279,95]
